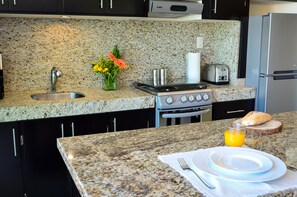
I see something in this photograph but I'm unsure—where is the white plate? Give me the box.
[210,149,273,174]
[191,147,287,182]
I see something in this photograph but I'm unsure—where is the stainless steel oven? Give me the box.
[133,82,213,128]
[155,89,212,127]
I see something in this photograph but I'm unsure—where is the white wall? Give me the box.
[250,1,297,16]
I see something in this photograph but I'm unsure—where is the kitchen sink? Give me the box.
[31,92,85,101]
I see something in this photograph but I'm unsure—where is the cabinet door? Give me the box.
[63,0,105,15]
[0,0,9,11]
[0,122,23,197]
[22,118,71,197]
[109,108,155,132]
[212,99,255,120]
[203,0,249,19]
[8,0,59,13]
[64,113,109,137]
[106,0,145,16]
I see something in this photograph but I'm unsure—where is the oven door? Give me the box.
[155,105,212,127]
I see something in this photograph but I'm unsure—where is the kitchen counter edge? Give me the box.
[0,85,255,123]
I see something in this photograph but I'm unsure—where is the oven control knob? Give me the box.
[196,94,202,101]
[180,95,187,103]
[203,93,209,101]
[166,96,173,104]
[188,95,195,102]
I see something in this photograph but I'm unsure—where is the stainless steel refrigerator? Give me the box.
[246,13,297,113]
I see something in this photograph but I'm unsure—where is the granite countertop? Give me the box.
[0,84,256,123]
[0,87,155,122]
[57,111,297,197]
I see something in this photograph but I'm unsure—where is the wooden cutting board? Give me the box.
[233,119,282,135]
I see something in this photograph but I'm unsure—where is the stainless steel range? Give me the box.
[133,82,212,127]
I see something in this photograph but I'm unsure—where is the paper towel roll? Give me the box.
[186,52,201,83]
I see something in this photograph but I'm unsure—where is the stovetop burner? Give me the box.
[133,82,207,95]
[133,81,212,113]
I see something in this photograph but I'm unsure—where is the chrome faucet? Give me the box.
[50,67,63,92]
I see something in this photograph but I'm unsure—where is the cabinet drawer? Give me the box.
[212,99,255,120]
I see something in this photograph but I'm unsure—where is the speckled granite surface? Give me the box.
[209,84,256,102]
[0,17,240,92]
[0,87,154,122]
[57,111,297,197]
[0,84,255,123]
[0,17,253,123]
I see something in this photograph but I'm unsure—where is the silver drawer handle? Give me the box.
[61,123,64,137]
[110,0,113,9]
[71,122,75,136]
[13,0,16,5]
[1,0,4,5]
[162,109,210,119]
[113,118,117,132]
[100,0,103,8]
[227,110,245,114]
[12,129,17,157]
[213,0,217,14]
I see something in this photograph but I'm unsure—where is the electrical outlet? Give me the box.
[197,37,203,49]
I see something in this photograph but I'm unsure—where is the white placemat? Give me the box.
[158,149,297,197]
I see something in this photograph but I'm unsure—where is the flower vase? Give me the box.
[102,74,117,91]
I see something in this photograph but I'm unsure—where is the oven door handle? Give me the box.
[162,108,210,119]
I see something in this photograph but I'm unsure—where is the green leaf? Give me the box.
[112,44,121,59]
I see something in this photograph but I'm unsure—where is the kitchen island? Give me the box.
[57,111,297,196]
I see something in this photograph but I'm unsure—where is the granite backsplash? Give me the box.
[0,17,240,92]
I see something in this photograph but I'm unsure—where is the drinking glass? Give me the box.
[224,126,246,147]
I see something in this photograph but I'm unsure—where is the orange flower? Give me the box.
[107,53,117,61]
[114,59,128,69]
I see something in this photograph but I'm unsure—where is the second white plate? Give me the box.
[210,149,273,174]
[191,147,287,182]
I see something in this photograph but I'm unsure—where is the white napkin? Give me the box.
[158,149,297,197]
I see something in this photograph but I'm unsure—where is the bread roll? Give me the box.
[241,111,272,126]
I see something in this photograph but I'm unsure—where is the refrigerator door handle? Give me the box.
[260,72,297,79]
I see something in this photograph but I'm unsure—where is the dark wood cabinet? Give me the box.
[109,108,155,132]
[1,0,145,16]
[106,0,145,16]
[0,0,9,11]
[20,113,109,197]
[0,122,24,197]
[62,113,109,136]
[63,0,105,15]
[202,0,249,19]
[63,0,146,16]
[202,0,250,78]
[21,118,72,197]
[0,0,61,13]
[212,99,255,120]
[0,109,153,196]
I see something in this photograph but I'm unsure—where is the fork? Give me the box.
[177,158,216,189]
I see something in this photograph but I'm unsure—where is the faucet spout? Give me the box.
[50,67,63,92]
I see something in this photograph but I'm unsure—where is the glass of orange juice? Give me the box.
[224,126,246,147]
